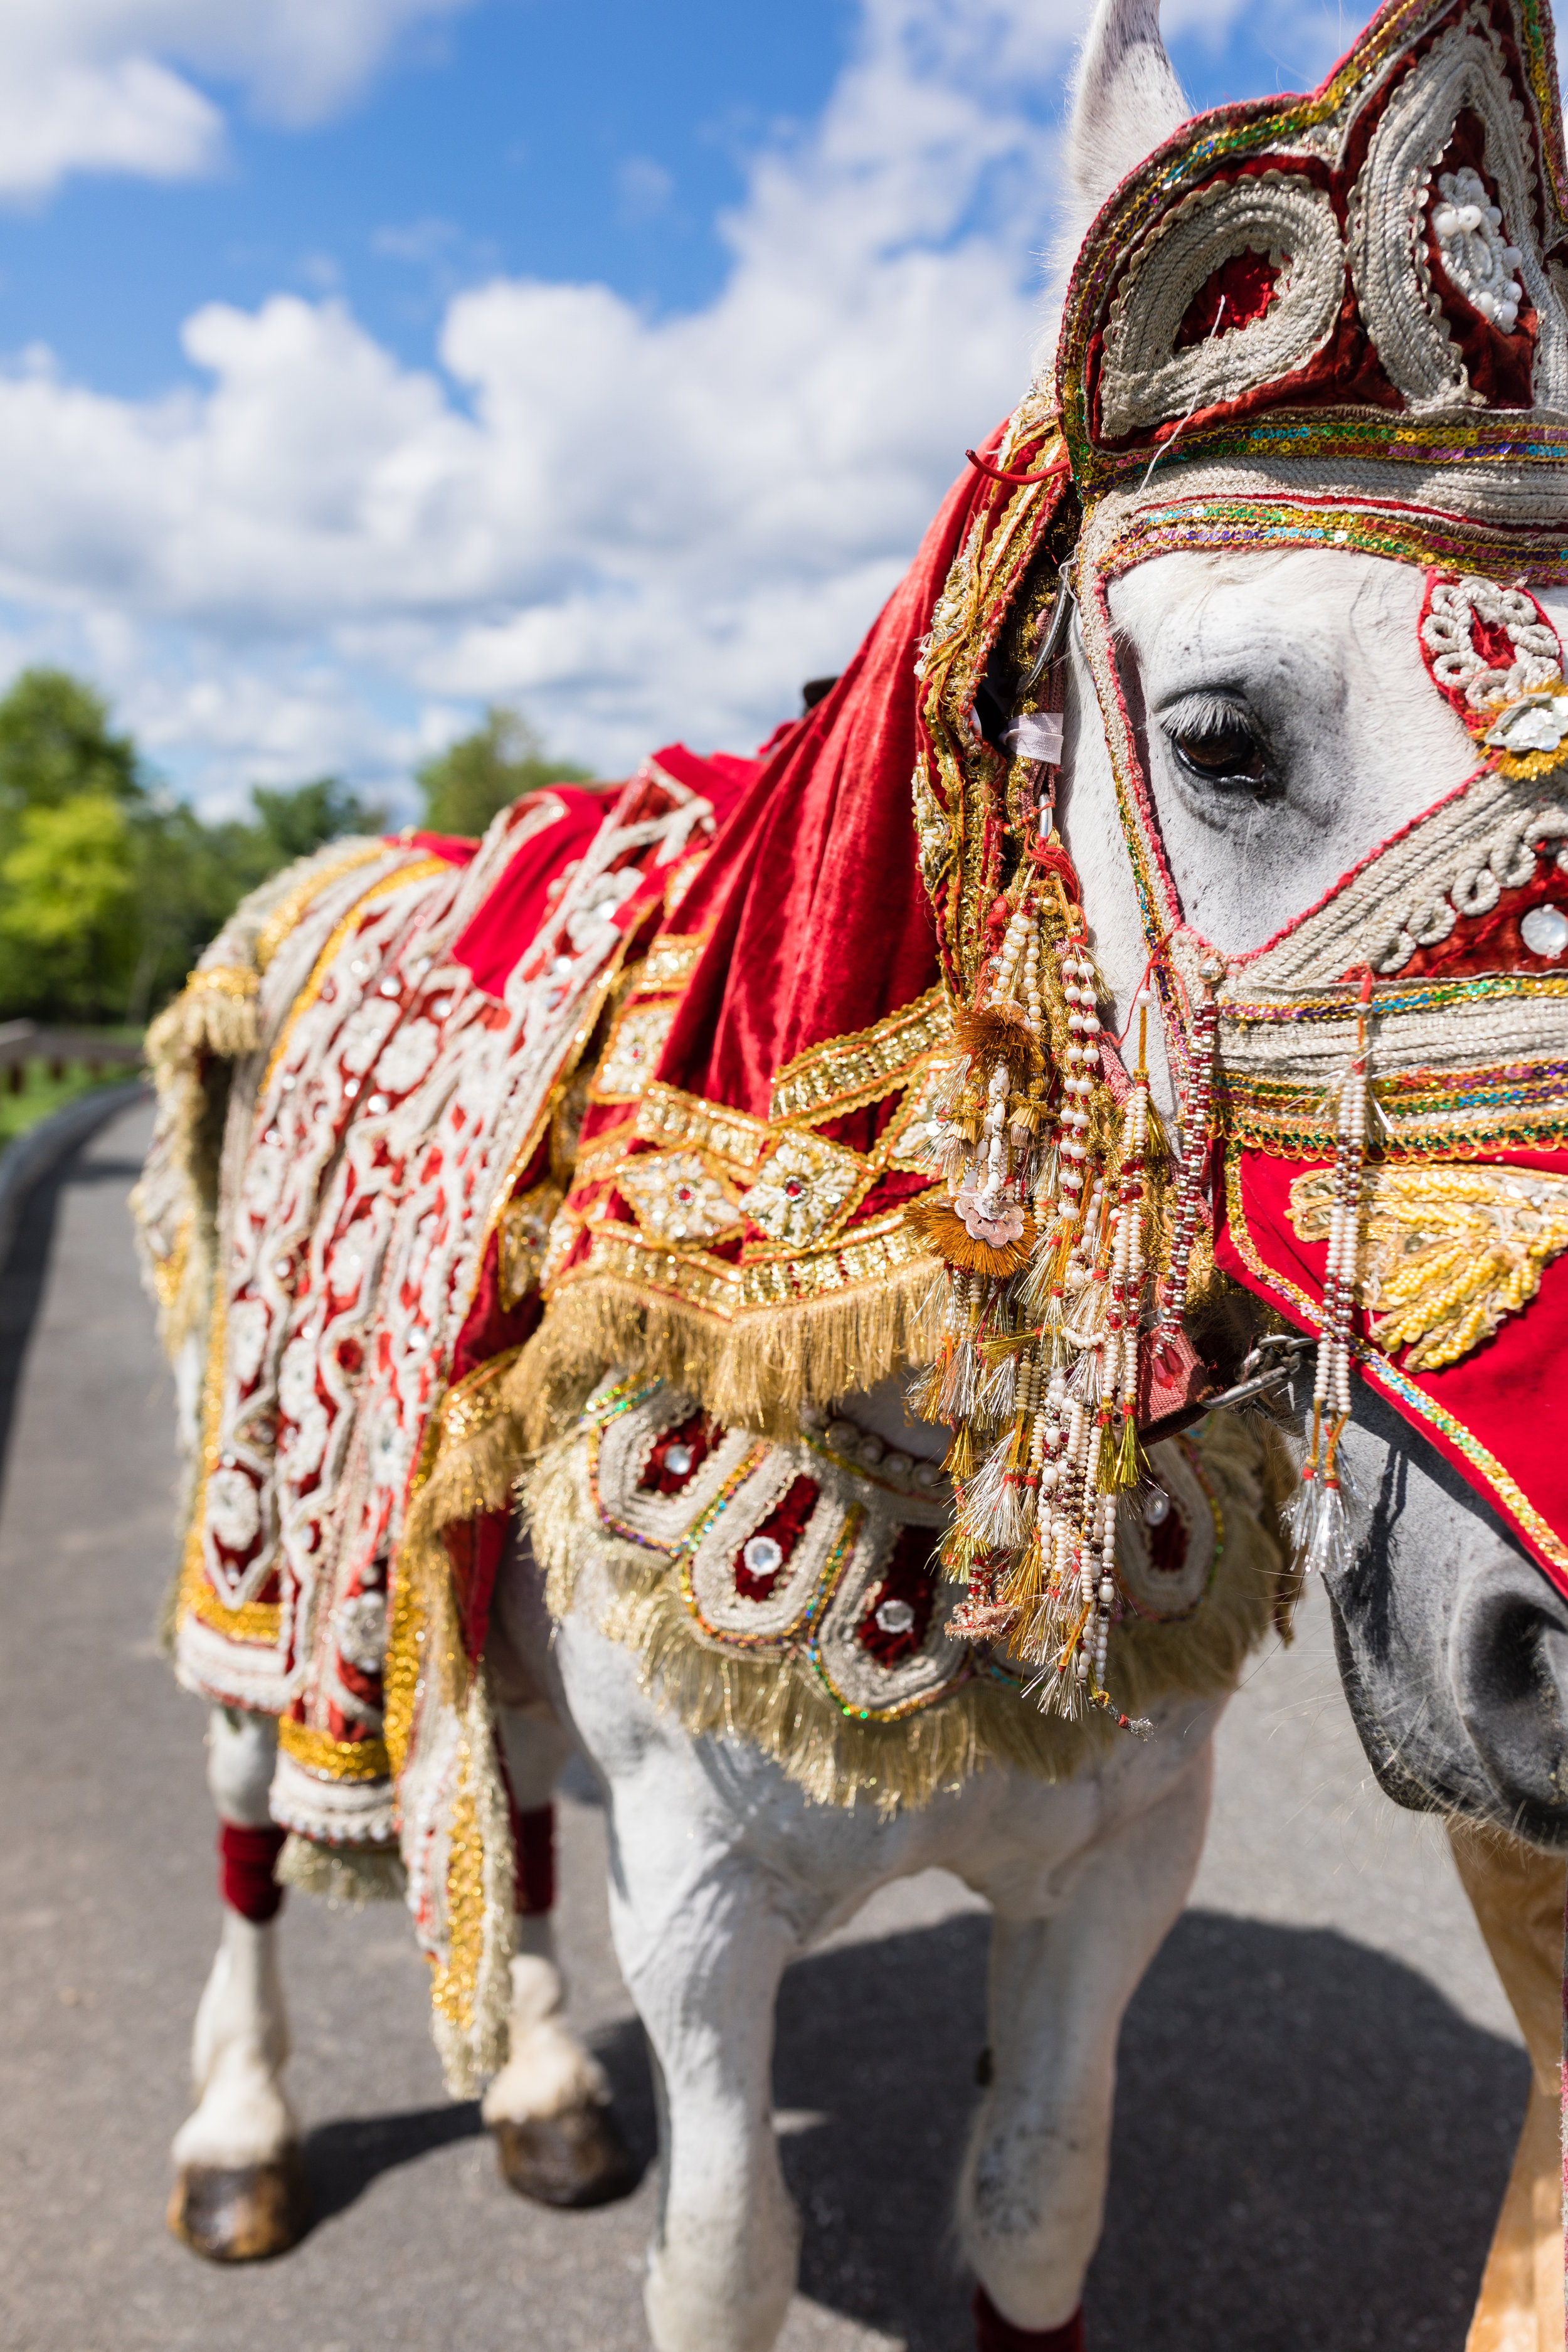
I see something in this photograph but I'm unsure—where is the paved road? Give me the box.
[0,1101,1528,2351]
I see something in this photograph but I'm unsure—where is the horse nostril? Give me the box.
[1454,1574,1568,1840]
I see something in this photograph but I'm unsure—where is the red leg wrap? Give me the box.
[219,1822,288,1923]
[973,2286,1085,2352]
[515,1803,555,1916]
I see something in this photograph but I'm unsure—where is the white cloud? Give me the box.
[0,1,477,197]
[0,0,1348,803]
[615,157,675,228]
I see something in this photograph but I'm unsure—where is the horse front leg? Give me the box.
[482,1696,636,2207]
[169,1702,306,2261]
[960,1737,1216,2349]
[609,1806,800,2352]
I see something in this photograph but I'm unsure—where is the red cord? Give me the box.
[1110,929,1177,1046]
[965,447,1064,487]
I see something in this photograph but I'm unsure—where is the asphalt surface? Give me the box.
[0,1100,1530,2352]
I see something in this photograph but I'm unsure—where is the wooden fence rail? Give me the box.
[0,1021,144,1093]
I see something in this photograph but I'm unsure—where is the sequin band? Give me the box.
[277,1719,391,1781]
[769,987,950,1125]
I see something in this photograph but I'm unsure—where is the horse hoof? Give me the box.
[166,2149,308,2260]
[493,2102,638,2208]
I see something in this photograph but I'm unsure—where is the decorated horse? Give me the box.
[134,0,1568,2343]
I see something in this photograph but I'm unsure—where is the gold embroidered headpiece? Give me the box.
[1056,0,1568,569]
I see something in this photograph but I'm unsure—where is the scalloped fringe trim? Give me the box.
[522,1409,1295,1818]
[276,1833,407,1907]
[384,1434,519,2097]
[429,1669,516,2098]
[506,1260,946,1450]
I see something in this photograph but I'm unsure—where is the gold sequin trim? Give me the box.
[561,1227,743,1320]
[736,1206,931,1308]
[569,1118,640,1185]
[769,987,950,1126]
[430,1735,482,2031]
[255,839,399,972]
[278,1719,391,1781]
[189,1587,280,1643]
[551,1201,933,1323]
[638,933,705,991]
[184,963,259,1004]
[635,1081,771,1172]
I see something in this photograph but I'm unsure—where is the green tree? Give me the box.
[0,670,148,1017]
[0,668,591,1025]
[416,707,592,837]
[247,777,388,872]
[0,668,139,824]
[0,793,140,1017]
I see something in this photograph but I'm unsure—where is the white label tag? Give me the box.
[1002,711,1064,764]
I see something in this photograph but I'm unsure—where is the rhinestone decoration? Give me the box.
[617,1151,740,1244]
[738,1130,863,1246]
[1522,903,1568,958]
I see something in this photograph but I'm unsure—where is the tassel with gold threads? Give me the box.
[914,787,1169,1734]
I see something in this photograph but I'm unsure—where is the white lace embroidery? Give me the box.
[1421,573,1564,710]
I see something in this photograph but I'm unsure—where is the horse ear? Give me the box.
[1037,0,1189,371]
[1066,0,1189,226]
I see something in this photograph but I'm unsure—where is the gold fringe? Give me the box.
[144,965,261,1068]
[380,1360,523,2095]
[903,1194,1037,1276]
[428,1667,516,2097]
[276,1834,406,1907]
[506,1259,945,1449]
[952,1003,1044,1070]
[522,1406,1285,1819]
[133,995,238,1364]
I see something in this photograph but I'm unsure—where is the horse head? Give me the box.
[1028,0,1568,1841]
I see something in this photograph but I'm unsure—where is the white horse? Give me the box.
[155,3,1568,2346]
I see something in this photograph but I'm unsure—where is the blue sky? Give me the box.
[0,0,1367,812]
[0,3,862,396]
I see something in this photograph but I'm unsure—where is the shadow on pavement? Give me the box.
[281,1904,1522,2345]
[301,2100,485,2228]
[753,1907,1523,2352]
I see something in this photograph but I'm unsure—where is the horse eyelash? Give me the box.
[1159,693,1258,744]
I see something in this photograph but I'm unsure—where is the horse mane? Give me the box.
[1036,0,1190,378]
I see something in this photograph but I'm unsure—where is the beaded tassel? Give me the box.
[1288,972,1375,1577]
[919,775,1157,1736]
[1154,968,1219,1365]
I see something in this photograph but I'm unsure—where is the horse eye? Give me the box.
[1162,707,1274,791]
